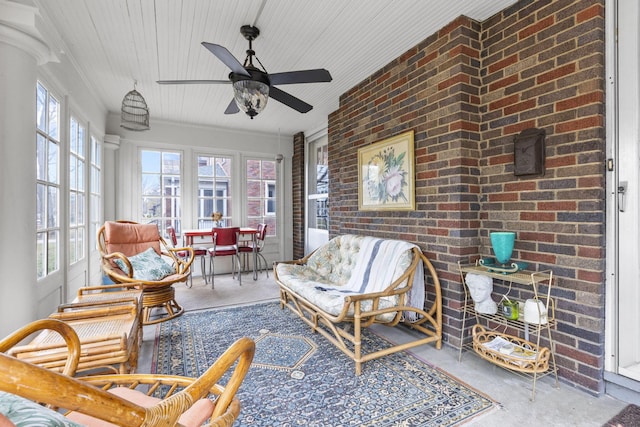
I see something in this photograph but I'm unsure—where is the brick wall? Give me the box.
[292,132,306,259]
[326,0,605,393]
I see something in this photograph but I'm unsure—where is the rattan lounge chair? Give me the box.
[0,318,255,427]
[98,221,195,324]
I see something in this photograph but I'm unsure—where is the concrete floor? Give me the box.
[139,273,629,427]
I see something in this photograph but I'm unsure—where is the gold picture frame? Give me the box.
[358,130,415,211]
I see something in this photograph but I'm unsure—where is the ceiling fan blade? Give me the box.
[269,69,332,85]
[269,86,313,113]
[157,80,230,85]
[201,42,250,77]
[224,98,240,114]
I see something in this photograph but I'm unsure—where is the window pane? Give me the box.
[142,174,161,195]
[37,232,45,279]
[141,151,161,173]
[162,152,180,174]
[197,155,232,228]
[49,96,59,140]
[69,192,76,226]
[48,141,58,183]
[36,134,46,180]
[69,228,77,264]
[69,156,77,190]
[246,159,277,236]
[77,160,85,191]
[36,183,45,229]
[36,83,46,132]
[47,230,58,273]
[48,187,58,227]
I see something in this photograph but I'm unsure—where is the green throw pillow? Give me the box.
[114,247,176,281]
[0,391,84,427]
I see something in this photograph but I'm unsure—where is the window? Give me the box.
[69,117,86,264]
[89,135,102,252]
[196,155,232,228]
[141,150,181,234]
[36,82,61,279]
[246,159,276,236]
[308,142,329,231]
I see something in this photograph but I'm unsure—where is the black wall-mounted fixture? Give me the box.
[513,127,545,176]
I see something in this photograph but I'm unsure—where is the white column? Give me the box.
[0,1,56,337]
[103,134,121,221]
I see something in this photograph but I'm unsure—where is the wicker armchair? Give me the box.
[98,221,195,324]
[0,318,255,427]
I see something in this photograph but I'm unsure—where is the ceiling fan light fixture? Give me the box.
[120,83,150,131]
[232,70,270,119]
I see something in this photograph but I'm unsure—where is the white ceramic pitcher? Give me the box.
[523,298,547,324]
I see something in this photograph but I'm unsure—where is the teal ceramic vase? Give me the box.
[490,232,516,265]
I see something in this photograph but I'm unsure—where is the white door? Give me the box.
[606,0,640,381]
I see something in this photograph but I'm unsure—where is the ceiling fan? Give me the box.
[157,25,332,119]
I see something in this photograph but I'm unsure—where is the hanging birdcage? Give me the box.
[120,86,150,131]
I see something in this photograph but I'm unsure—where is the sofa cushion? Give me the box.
[113,247,176,281]
[0,391,84,427]
[104,221,162,257]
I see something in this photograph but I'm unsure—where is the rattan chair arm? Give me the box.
[104,252,135,278]
[0,353,148,425]
[176,336,255,419]
[0,319,81,377]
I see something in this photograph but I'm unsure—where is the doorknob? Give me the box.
[618,181,627,213]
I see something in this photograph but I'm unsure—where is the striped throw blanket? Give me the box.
[318,237,425,321]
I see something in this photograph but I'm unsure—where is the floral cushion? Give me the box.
[113,247,176,281]
[0,391,84,427]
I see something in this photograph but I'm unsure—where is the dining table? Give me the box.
[182,227,259,280]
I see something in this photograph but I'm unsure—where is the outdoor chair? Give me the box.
[208,227,242,288]
[167,226,208,288]
[0,318,255,427]
[98,220,195,324]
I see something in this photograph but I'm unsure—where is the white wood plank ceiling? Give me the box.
[31,0,517,136]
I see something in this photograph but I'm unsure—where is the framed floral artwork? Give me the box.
[358,130,415,211]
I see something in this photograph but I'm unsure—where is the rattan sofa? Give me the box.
[274,234,442,374]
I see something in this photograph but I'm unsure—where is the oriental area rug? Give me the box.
[152,302,498,426]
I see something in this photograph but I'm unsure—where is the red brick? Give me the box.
[489,192,518,201]
[504,120,536,135]
[489,94,520,111]
[504,99,536,115]
[537,63,576,84]
[438,74,470,91]
[546,155,577,168]
[538,201,577,211]
[519,16,554,40]
[521,212,555,221]
[556,92,603,112]
[555,116,603,133]
[578,270,604,283]
[577,4,604,23]
[450,120,479,132]
[489,54,519,74]
[489,74,519,91]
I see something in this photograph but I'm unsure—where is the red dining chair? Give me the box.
[208,227,242,288]
[239,223,269,278]
[167,226,208,288]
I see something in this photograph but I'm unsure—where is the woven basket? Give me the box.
[471,324,550,374]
